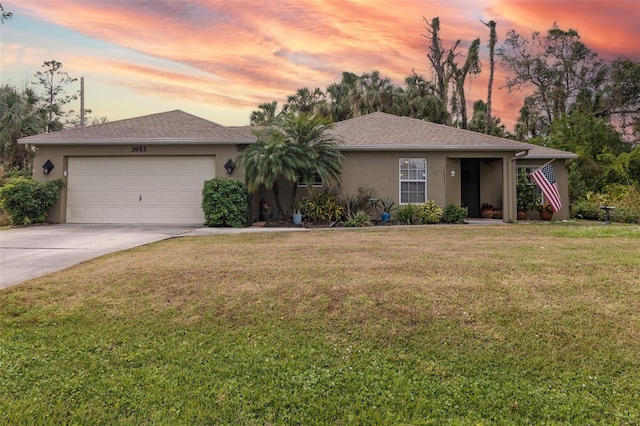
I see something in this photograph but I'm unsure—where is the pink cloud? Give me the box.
[8,0,639,129]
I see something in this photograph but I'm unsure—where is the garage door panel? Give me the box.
[67,156,215,224]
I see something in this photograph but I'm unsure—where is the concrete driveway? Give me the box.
[0,224,312,290]
[0,224,202,290]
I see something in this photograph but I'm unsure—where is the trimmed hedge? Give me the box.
[202,177,248,228]
[0,177,64,225]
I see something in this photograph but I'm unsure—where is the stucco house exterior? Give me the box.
[19,110,577,224]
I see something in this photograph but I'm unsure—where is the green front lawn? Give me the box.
[1,223,639,424]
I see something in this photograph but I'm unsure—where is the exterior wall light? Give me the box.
[43,160,54,175]
[224,159,236,174]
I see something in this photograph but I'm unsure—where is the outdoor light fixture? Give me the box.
[42,160,54,175]
[224,159,236,174]
[450,168,456,177]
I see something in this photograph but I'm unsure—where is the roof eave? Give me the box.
[18,138,256,145]
[524,153,579,160]
[339,145,533,152]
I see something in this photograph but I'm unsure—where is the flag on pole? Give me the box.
[530,162,562,212]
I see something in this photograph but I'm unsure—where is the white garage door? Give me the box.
[67,156,215,224]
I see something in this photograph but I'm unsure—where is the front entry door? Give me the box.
[460,159,480,217]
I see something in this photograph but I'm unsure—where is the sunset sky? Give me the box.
[1,0,639,131]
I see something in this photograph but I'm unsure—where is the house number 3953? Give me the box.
[131,146,147,152]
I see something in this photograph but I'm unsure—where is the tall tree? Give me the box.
[33,60,78,132]
[468,100,508,137]
[400,71,449,123]
[349,70,397,116]
[499,24,608,133]
[0,84,44,168]
[326,71,359,122]
[250,101,279,126]
[422,17,458,115]
[449,38,481,129]
[283,87,327,116]
[604,58,640,145]
[482,20,497,134]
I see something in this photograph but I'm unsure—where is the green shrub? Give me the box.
[571,185,640,223]
[419,200,443,224]
[395,201,444,225]
[611,206,640,224]
[201,177,248,228]
[300,190,345,223]
[442,204,468,223]
[344,211,373,227]
[0,177,64,225]
[570,200,601,220]
[394,204,423,225]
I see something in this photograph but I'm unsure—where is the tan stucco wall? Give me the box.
[32,143,246,223]
[31,142,573,224]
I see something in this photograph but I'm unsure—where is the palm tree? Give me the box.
[401,72,449,123]
[249,101,279,125]
[238,113,344,217]
[0,84,44,169]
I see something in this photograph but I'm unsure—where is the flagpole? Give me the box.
[533,158,555,172]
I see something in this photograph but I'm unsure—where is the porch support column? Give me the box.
[504,151,528,222]
[503,157,515,222]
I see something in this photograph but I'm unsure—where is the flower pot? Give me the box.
[481,209,494,218]
[517,210,527,220]
[293,213,302,225]
[539,210,553,221]
[381,212,391,222]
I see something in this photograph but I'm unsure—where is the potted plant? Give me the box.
[538,201,554,220]
[481,203,494,218]
[378,197,396,222]
[516,170,537,219]
[292,198,303,225]
[493,206,503,219]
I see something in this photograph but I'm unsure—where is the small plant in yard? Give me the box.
[344,210,373,227]
[340,186,378,218]
[538,200,554,213]
[396,201,444,224]
[394,203,423,224]
[419,200,443,223]
[377,197,396,214]
[300,190,344,223]
[442,204,468,223]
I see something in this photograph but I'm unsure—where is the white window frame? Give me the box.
[399,158,427,204]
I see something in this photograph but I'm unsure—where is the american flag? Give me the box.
[530,163,562,212]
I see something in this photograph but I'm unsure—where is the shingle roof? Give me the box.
[19,110,255,144]
[330,112,531,151]
[19,110,577,159]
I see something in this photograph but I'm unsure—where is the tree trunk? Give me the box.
[483,20,497,134]
[272,181,286,219]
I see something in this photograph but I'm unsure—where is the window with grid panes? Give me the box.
[399,158,426,203]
